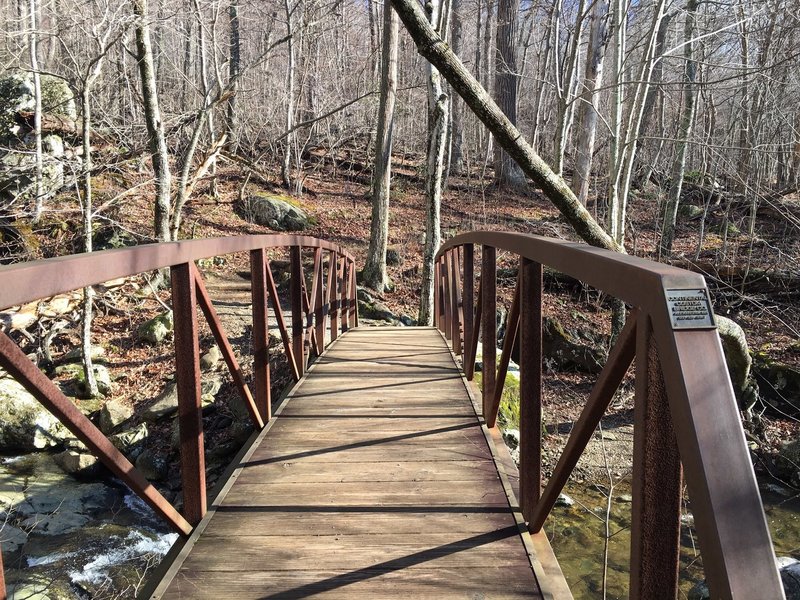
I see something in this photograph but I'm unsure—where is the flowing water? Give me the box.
[0,453,177,599]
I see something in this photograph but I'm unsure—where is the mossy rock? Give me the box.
[237,193,311,231]
[716,316,759,412]
[137,311,174,345]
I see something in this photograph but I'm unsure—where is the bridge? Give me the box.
[0,232,785,599]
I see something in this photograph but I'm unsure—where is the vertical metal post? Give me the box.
[326,251,338,343]
[338,257,347,334]
[463,244,474,368]
[451,249,463,355]
[433,260,441,329]
[290,246,305,377]
[519,257,542,523]
[311,247,324,354]
[249,250,271,422]
[481,246,496,420]
[171,262,206,525]
[443,252,453,341]
[630,314,682,600]
[437,258,447,333]
[348,263,357,329]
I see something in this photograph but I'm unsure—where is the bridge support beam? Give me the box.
[250,250,272,422]
[630,314,682,599]
[171,262,207,526]
[481,246,496,421]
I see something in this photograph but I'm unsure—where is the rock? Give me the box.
[555,493,574,508]
[540,316,607,374]
[358,299,395,322]
[98,399,133,433]
[53,450,98,475]
[399,314,417,327]
[688,581,709,600]
[0,453,111,536]
[0,523,27,552]
[754,358,800,415]
[144,382,179,421]
[200,345,222,371]
[137,311,174,345]
[0,71,77,207]
[678,204,705,220]
[135,448,169,481]
[615,494,633,503]
[716,316,759,412]
[109,423,149,456]
[777,438,800,487]
[357,288,375,303]
[0,378,68,451]
[145,377,222,422]
[779,557,800,600]
[54,363,112,397]
[0,71,76,138]
[600,431,617,441]
[386,247,403,266]
[239,193,310,231]
[59,345,106,364]
[502,429,520,450]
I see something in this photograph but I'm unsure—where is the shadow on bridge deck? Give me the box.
[147,327,570,599]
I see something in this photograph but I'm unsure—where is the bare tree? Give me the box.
[363,2,399,292]
[131,0,171,242]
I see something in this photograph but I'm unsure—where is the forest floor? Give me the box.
[22,153,800,484]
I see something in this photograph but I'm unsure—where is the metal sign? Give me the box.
[665,288,716,330]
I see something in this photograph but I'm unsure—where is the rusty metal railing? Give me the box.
[0,235,358,593]
[434,231,783,600]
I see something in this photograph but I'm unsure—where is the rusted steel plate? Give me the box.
[171,263,207,526]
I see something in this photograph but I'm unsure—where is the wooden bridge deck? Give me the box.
[151,327,566,599]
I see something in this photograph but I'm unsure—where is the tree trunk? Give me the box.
[449,0,465,174]
[28,0,44,223]
[132,0,171,242]
[390,0,620,252]
[659,0,698,256]
[419,0,450,325]
[282,0,296,189]
[80,87,98,398]
[227,0,240,148]
[571,0,609,204]
[363,3,399,292]
[493,0,526,187]
[553,0,586,176]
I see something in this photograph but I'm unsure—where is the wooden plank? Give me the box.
[177,532,533,570]
[161,567,542,599]
[201,510,517,537]
[154,326,553,599]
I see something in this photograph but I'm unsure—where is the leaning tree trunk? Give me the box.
[362,3,399,292]
[132,0,171,242]
[419,0,450,325]
[571,0,609,204]
[493,0,526,188]
[659,0,698,256]
[390,0,620,252]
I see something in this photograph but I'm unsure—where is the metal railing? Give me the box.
[0,235,358,594]
[434,231,783,600]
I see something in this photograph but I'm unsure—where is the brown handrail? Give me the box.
[434,231,783,600]
[0,234,359,597]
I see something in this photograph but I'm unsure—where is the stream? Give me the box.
[546,479,800,599]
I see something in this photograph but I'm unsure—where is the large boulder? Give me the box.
[755,358,800,415]
[716,316,759,412]
[137,311,173,345]
[0,377,68,451]
[238,193,310,231]
[0,70,77,208]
